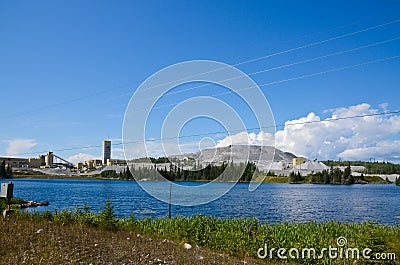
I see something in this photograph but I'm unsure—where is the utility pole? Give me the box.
[168,182,172,219]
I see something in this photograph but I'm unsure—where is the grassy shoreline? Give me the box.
[1,213,261,265]
[1,203,399,264]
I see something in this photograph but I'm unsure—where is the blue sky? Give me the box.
[0,0,399,163]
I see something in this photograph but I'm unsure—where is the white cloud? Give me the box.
[6,139,37,157]
[67,153,98,164]
[378,102,389,112]
[215,103,400,162]
[216,131,275,147]
[338,140,400,161]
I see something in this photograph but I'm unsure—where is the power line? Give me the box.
[77,37,400,112]
[2,81,135,120]
[46,35,400,114]
[3,54,399,157]
[2,19,399,158]
[130,55,400,113]
[2,18,399,120]
[132,36,400,103]
[6,109,400,157]
[137,18,400,94]
[234,19,399,67]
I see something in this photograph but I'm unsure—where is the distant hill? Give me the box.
[171,145,297,165]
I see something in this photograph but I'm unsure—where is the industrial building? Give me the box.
[0,156,47,168]
[1,140,127,170]
[102,140,111,165]
[0,151,73,169]
[75,159,103,169]
[74,140,128,169]
[0,157,30,168]
[106,159,127,166]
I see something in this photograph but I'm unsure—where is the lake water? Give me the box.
[6,178,400,224]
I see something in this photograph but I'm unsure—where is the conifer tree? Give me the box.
[0,160,6,178]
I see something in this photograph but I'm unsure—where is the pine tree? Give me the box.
[342,164,351,184]
[347,174,355,184]
[0,160,6,178]
[6,164,12,177]
[323,170,330,184]
[288,172,296,183]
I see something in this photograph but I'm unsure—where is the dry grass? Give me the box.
[0,214,275,265]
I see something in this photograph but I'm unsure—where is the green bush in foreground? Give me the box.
[16,202,400,264]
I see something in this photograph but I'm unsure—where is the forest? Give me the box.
[323,160,400,174]
[100,162,261,182]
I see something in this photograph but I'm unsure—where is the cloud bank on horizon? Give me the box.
[216,103,400,162]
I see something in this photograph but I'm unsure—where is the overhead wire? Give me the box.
[3,54,399,156]
[64,36,400,110]
[2,18,399,158]
[136,18,400,94]
[131,55,400,113]
[130,36,400,104]
[2,18,399,120]
[6,109,400,157]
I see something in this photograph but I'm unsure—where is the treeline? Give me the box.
[100,167,134,180]
[0,160,12,179]
[150,157,173,164]
[131,157,178,164]
[157,162,260,182]
[309,165,356,184]
[99,162,261,182]
[323,160,400,174]
[289,165,364,184]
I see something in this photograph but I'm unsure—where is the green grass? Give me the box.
[131,216,400,264]
[3,202,398,264]
[365,175,387,184]
[0,197,27,210]
[259,176,289,183]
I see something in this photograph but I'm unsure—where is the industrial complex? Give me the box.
[2,141,393,181]
[0,140,127,171]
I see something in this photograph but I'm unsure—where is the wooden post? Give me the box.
[168,182,172,219]
[6,197,10,211]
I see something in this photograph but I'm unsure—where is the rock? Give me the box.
[183,243,192,250]
[2,209,14,218]
[19,201,50,208]
[38,201,49,206]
